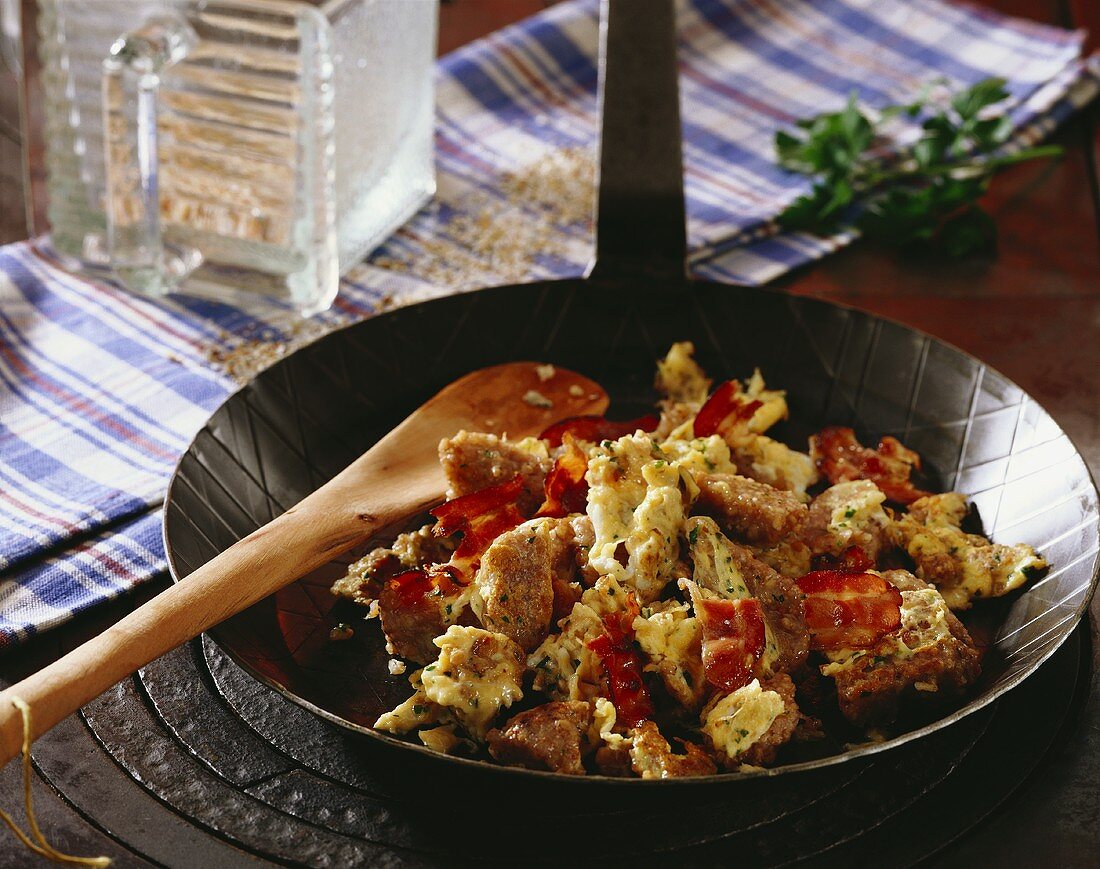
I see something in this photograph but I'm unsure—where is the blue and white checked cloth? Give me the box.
[1,0,1097,646]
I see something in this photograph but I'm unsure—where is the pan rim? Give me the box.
[163,276,1100,785]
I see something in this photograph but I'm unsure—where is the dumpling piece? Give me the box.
[438,430,550,514]
[820,570,981,726]
[378,573,472,665]
[628,721,717,779]
[487,700,595,775]
[472,516,578,651]
[889,492,1047,610]
[693,471,808,546]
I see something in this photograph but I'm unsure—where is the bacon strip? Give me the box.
[812,544,874,573]
[693,380,762,439]
[536,433,589,518]
[695,597,767,692]
[810,426,931,505]
[586,593,651,727]
[539,414,659,448]
[587,633,653,728]
[430,475,527,583]
[385,566,459,607]
[796,570,902,651]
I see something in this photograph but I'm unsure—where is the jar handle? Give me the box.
[101,14,200,296]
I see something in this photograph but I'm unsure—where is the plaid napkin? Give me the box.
[1,0,1097,646]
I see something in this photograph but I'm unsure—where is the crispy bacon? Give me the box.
[586,593,651,727]
[536,433,589,518]
[796,570,902,651]
[587,633,653,728]
[693,380,763,439]
[810,426,931,505]
[430,475,526,582]
[539,414,659,448]
[601,593,642,646]
[385,566,459,607]
[812,544,874,573]
[695,597,767,692]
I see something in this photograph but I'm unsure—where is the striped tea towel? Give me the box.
[1,0,1097,646]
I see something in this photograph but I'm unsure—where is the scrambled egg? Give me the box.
[751,538,812,579]
[656,341,711,405]
[375,668,442,734]
[419,626,525,738]
[742,369,789,434]
[659,434,738,476]
[591,696,628,751]
[586,435,686,603]
[827,480,890,549]
[419,724,463,754]
[527,576,632,701]
[633,600,706,710]
[896,588,955,654]
[728,433,819,500]
[701,679,785,761]
[892,492,1048,610]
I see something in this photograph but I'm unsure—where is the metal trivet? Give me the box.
[5,623,1089,867]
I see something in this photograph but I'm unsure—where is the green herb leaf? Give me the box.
[774,76,1058,256]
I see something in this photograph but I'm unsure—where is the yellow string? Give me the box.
[0,697,111,867]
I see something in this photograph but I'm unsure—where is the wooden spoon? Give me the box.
[0,362,608,766]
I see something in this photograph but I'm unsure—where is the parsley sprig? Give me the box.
[775,78,1062,257]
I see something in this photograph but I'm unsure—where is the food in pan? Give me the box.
[332,343,1049,778]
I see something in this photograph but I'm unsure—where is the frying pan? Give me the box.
[164,0,1100,783]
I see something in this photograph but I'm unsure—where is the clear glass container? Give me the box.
[30,0,437,314]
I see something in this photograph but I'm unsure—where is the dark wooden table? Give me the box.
[1,0,1098,866]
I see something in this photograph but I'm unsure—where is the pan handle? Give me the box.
[587,0,688,283]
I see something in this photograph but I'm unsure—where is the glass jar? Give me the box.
[31,0,437,314]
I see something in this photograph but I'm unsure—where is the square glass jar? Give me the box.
[31,0,437,313]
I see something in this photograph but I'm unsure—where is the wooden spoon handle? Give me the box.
[0,359,608,769]
[0,439,444,769]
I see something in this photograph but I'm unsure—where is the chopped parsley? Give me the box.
[688,526,699,545]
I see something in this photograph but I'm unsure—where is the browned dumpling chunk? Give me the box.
[438,430,549,514]
[694,471,808,546]
[629,721,717,779]
[821,570,981,727]
[487,700,594,775]
[473,517,578,651]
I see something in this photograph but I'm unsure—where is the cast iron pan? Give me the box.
[164,0,1100,784]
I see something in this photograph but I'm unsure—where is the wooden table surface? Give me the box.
[0,1,1098,865]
